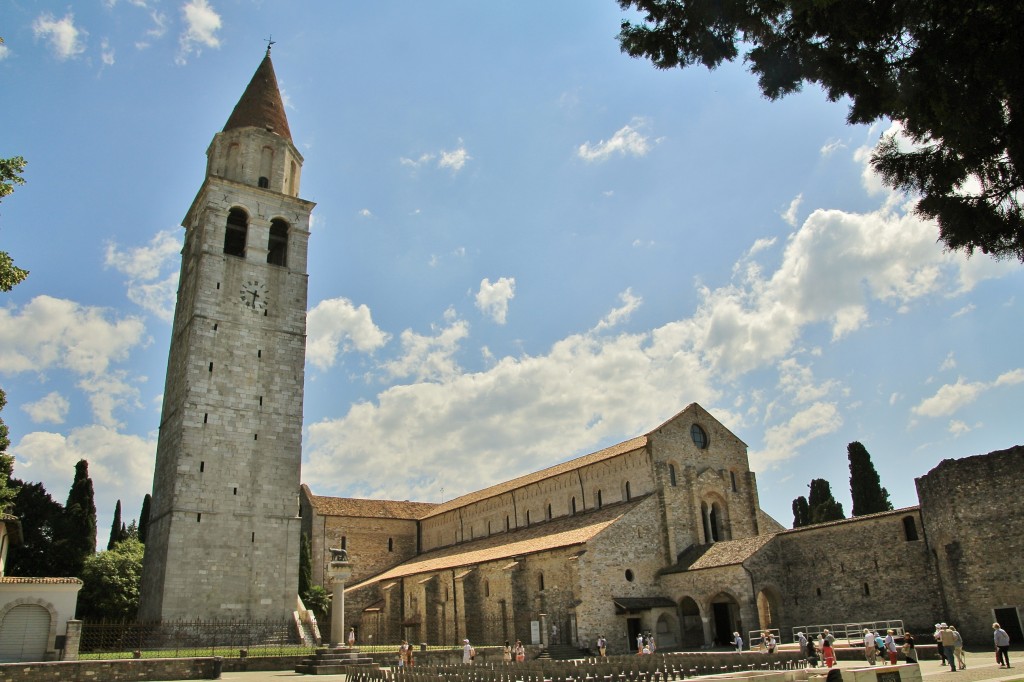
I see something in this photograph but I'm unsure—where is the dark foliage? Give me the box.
[848,441,893,516]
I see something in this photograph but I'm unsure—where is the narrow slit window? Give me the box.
[197,513,202,522]
[200,461,205,473]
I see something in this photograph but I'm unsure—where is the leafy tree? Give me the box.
[138,494,151,544]
[0,386,21,513]
[299,532,313,601]
[791,495,810,528]
[77,537,144,621]
[1,155,29,292]
[123,519,139,542]
[848,441,893,516]
[107,500,124,550]
[617,0,1024,262]
[304,585,330,627]
[5,479,65,577]
[62,459,98,576]
[807,478,845,524]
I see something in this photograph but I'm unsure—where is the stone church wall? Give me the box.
[916,445,1024,644]
[746,509,941,640]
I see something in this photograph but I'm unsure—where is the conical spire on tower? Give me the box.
[222,49,292,141]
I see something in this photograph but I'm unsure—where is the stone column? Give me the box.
[328,558,353,647]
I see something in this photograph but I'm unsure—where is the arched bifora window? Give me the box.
[267,219,289,266]
[224,208,248,257]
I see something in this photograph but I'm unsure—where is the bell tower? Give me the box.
[139,49,315,620]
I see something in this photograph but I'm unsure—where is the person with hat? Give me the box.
[463,638,475,664]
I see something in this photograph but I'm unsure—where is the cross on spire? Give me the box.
[265,35,275,55]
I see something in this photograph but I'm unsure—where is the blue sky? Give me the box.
[2,1,1022,551]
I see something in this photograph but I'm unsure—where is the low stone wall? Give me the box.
[0,657,221,682]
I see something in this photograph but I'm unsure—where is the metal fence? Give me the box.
[79,618,316,659]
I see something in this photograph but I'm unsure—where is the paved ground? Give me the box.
[166,648,1021,682]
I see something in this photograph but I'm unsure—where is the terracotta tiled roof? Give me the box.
[420,436,648,519]
[347,496,649,592]
[309,495,438,520]
[223,51,292,141]
[0,577,83,585]
[664,533,778,573]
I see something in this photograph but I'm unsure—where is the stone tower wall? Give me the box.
[139,119,314,621]
[916,446,1024,644]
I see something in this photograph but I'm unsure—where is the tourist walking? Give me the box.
[347,627,356,648]
[734,632,744,651]
[503,640,512,662]
[823,631,837,668]
[994,623,1012,668]
[864,629,877,665]
[765,631,777,654]
[805,635,819,668]
[597,634,607,657]
[951,626,966,670]
[935,624,947,666]
[515,639,526,662]
[463,638,475,664]
[939,625,957,672]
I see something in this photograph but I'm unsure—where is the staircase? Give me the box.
[295,646,377,675]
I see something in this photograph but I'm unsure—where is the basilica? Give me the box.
[138,51,1024,655]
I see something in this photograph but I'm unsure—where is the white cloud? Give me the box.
[0,296,146,376]
[594,289,641,332]
[105,230,182,321]
[820,138,846,156]
[577,118,653,162]
[475,277,516,325]
[383,320,470,382]
[22,392,71,425]
[939,352,956,371]
[751,402,843,470]
[100,38,115,65]
[400,153,435,169]
[33,12,87,61]
[176,0,221,64]
[0,43,10,61]
[358,208,373,218]
[439,144,471,172]
[947,419,977,437]
[78,370,142,429]
[306,298,390,371]
[912,369,1024,418]
[782,194,803,227]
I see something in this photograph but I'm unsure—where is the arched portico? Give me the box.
[708,591,742,646]
[756,586,783,633]
[678,597,704,648]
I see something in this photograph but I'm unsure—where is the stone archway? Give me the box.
[709,592,741,646]
[678,597,704,649]
[655,611,680,649]
[756,587,782,633]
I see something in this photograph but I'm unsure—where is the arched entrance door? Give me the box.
[709,593,741,646]
[679,597,704,648]
[655,612,680,649]
[0,604,50,662]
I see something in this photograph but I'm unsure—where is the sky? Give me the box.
[2,1,1022,553]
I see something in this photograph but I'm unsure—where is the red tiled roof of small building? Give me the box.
[309,496,437,520]
[0,576,83,585]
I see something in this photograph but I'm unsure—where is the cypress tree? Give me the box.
[807,478,845,524]
[848,441,893,516]
[138,494,151,544]
[299,532,313,600]
[63,459,98,576]
[791,496,810,528]
[108,499,123,550]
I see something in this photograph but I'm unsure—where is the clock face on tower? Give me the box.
[240,279,269,312]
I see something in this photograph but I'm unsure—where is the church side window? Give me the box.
[268,219,289,266]
[669,464,677,487]
[902,515,919,541]
[224,208,248,257]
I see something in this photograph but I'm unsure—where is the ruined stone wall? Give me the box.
[916,445,1024,644]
